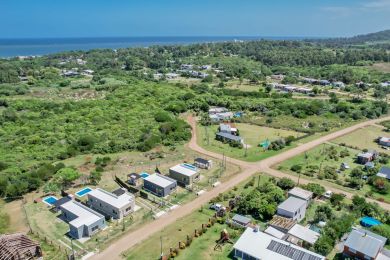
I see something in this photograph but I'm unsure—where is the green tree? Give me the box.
[54,168,81,188]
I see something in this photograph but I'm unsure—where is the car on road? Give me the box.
[210,203,226,211]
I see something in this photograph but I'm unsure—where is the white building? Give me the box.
[277,197,307,222]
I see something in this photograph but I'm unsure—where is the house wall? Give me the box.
[343,246,375,260]
[169,170,200,186]
[234,249,259,260]
[277,204,306,222]
[143,180,177,197]
[194,161,211,169]
[88,195,135,219]
[379,140,390,147]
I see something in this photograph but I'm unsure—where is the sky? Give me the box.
[1,0,389,38]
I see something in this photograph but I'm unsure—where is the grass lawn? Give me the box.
[197,123,305,162]
[331,125,389,154]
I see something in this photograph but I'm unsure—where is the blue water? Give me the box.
[182,163,197,171]
[0,36,308,58]
[43,196,57,205]
[76,187,92,197]
[140,173,150,179]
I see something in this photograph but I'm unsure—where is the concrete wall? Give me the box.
[88,196,135,219]
[169,170,200,186]
[277,204,306,222]
[143,180,177,197]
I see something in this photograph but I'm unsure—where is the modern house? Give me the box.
[216,132,243,144]
[379,137,390,147]
[233,227,325,260]
[59,200,106,239]
[287,224,320,246]
[194,157,212,169]
[287,187,313,207]
[87,188,135,220]
[343,228,387,260]
[277,197,307,222]
[0,233,42,260]
[127,173,143,186]
[231,214,251,227]
[376,166,390,180]
[219,123,238,135]
[169,164,200,186]
[143,174,177,197]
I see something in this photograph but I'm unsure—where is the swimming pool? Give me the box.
[182,163,197,171]
[140,172,150,179]
[75,187,92,197]
[43,196,58,206]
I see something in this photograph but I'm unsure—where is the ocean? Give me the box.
[0,36,307,58]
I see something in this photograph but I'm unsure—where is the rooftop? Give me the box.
[377,166,390,179]
[216,132,242,142]
[288,187,313,200]
[169,164,199,177]
[232,214,251,225]
[88,188,134,209]
[287,224,320,245]
[269,215,297,231]
[278,197,306,213]
[344,228,387,258]
[233,227,325,260]
[195,157,210,164]
[144,173,176,188]
[60,201,104,228]
[264,226,286,240]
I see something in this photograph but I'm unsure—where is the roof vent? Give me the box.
[253,226,259,232]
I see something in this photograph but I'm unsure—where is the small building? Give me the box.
[341,162,350,170]
[169,164,200,186]
[127,173,142,186]
[365,162,375,169]
[209,107,228,114]
[200,65,212,70]
[219,123,238,135]
[319,80,331,86]
[357,151,377,164]
[0,233,42,260]
[233,227,325,260]
[277,197,307,222]
[216,132,243,144]
[59,200,106,239]
[231,214,251,227]
[376,166,390,180]
[87,188,135,220]
[287,224,320,246]
[194,157,212,170]
[288,187,313,207]
[379,137,390,147]
[180,64,193,70]
[268,215,297,233]
[343,228,387,260]
[143,174,177,197]
[332,81,345,88]
[165,73,179,79]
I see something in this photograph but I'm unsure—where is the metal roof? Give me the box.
[232,214,251,225]
[169,164,199,177]
[233,227,325,260]
[144,174,176,188]
[195,157,210,164]
[278,197,306,213]
[287,224,320,245]
[216,132,242,142]
[264,226,287,240]
[377,167,390,179]
[288,187,313,200]
[60,201,104,228]
[344,228,387,258]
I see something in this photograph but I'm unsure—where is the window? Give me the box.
[91,226,99,232]
[126,206,132,212]
[349,248,357,254]
[112,209,117,214]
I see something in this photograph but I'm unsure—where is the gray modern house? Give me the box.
[194,157,212,169]
[277,197,307,222]
[143,174,177,197]
[59,200,106,239]
[87,188,135,220]
[169,164,200,186]
[287,187,313,207]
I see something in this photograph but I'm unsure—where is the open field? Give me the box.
[369,62,390,73]
[331,125,389,154]
[197,123,305,162]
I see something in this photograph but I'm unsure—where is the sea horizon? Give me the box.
[0,36,325,58]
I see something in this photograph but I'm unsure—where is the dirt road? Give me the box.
[91,115,390,260]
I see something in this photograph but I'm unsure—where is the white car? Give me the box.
[210,203,225,211]
[324,190,333,199]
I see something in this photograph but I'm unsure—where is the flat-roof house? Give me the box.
[343,228,387,260]
[59,200,106,239]
[277,197,307,222]
[233,227,325,260]
[379,137,390,147]
[216,132,243,144]
[87,188,135,220]
[358,152,376,164]
[219,123,238,135]
[143,174,177,197]
[377,166,390,180]
[288,187,313,207]
[169,164,200,186]
[231,214,251,227]
[127,173,142,186]
[210,112,234,122]
[287,224,320,246]
[194,157,212,170]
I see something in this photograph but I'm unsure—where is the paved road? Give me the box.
[91,115,390,260]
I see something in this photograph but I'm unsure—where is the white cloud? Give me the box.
[361,0,390,9]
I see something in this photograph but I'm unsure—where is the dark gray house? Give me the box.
[216,132,243,144]
[59,200,106,239]
[194,158,212,169]
[143,174,177,197]
[377,166,390,180]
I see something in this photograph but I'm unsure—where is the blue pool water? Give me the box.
[43,196,57,205]
[140,173,150,179]
[76,187,92,197]
[361,216,381,227]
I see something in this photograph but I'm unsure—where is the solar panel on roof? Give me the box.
[267,240,323,260]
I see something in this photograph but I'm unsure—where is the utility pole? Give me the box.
[244,144,248,157]
[205,125,210,146]
[160,235,163,259]
[70,238,75,260]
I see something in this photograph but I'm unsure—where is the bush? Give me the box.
[290,164,302,173]
[277,177,295,190]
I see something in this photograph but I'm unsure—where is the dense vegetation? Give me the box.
[0,34,389,198]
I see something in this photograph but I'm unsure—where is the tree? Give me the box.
[314,205,334,222]
[89,170,102,185]
[330,193,344,207]
[43,182,60,194]
[290,164,302,173]
[303,183,325,197]
[314,235,334,256]
[277,177,295,190]
[54,168,81,188]
[329,92,339,103]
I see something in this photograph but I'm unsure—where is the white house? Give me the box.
[277,197,307,222]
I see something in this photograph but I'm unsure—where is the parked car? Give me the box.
[210,203,226,211]
[324,190,333,199]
